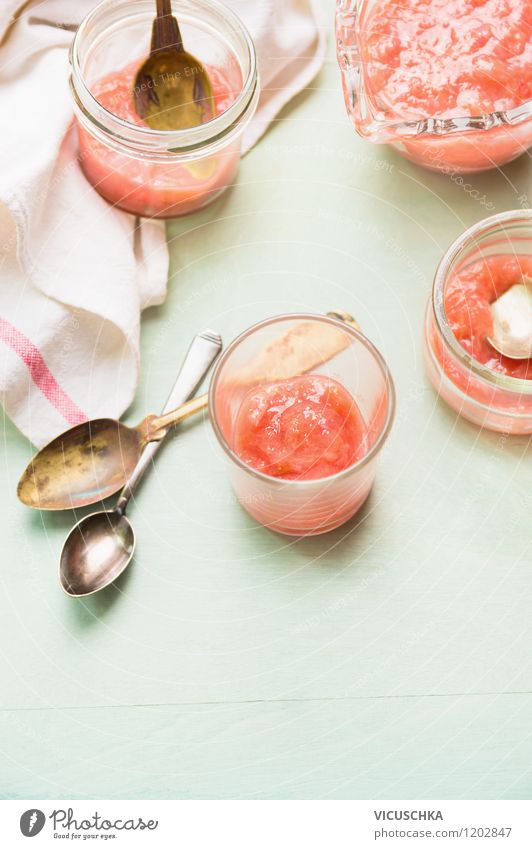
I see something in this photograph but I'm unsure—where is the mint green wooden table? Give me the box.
[1,4,532,800]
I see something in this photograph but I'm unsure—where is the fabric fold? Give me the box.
[0,0,325,446]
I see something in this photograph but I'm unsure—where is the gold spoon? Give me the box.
[18,331,221,511]
[488,278,532,360]
[133,0,215,131]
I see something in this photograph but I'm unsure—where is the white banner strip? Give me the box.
[1,800,531,847]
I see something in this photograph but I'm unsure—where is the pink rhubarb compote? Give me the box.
[426,247,532,433]
[366,0,532,122]
[444,254,532,380]
[210,315,395,535]
[233,375,369,481]
[341,0,532,171]
[77,60,242,217]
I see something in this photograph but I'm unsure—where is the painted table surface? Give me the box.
[2,4,532,801]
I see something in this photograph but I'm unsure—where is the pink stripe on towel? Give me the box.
[0,318,86,425]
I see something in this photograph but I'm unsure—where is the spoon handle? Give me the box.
[115,329,222,514]
[145,392,209,440]
[152,0,183,53]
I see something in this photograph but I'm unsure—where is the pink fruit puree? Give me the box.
[365,0,532,121]
[77,60,241,217]
[358,0,532,171]
[233,375,369,481]
[444,254,532,379]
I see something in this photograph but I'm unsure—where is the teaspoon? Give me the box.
[18,393,208,511]
[58,329,221,597]
[133,0,215,131]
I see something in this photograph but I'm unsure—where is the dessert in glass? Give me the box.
[69,0,259,218]
[209,314,396,536]
[424,210,532,433]
[336,0,532,173]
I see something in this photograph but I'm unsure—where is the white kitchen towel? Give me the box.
[0,0,325,447]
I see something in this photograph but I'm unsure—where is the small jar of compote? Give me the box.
[209,314,396,536]
[69,0,259,218]
[336,0,532,173]
[424,210,532,434]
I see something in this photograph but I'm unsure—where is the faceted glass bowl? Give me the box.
[335,0,532,173]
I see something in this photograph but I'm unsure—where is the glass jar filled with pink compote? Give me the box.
[336,0,532,173]
[70,0,259,217]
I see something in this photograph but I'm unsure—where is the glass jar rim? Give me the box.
[432,208,532,393]
[70,0,259,154]
[208,312,396,487]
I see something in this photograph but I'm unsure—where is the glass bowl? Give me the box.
[70,0,259,218]
[209,314,396,536]
[335,0,532,174]
[424,210,532,433]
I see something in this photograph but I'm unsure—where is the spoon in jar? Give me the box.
[19,330,221,511]
[133,0,215,131]
[58,329,222,597]
[488,277,532,360]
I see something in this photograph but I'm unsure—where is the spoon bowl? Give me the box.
[18,419,142,511]
[18,394,209,511]
[60,511,135,597]
[134,49,214,131]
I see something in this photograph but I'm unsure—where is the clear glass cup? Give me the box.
[335,0,532,174]
[69,0,259,218]
[209,314,396,536]
[424,210,532,434]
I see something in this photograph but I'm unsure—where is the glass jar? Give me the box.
[209,314,396,536]
[424,210,532,434]
[335,0,532,174]
[70,0,259,218]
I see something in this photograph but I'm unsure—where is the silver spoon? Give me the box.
[59,329,222,597]
[489,278,532,360]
